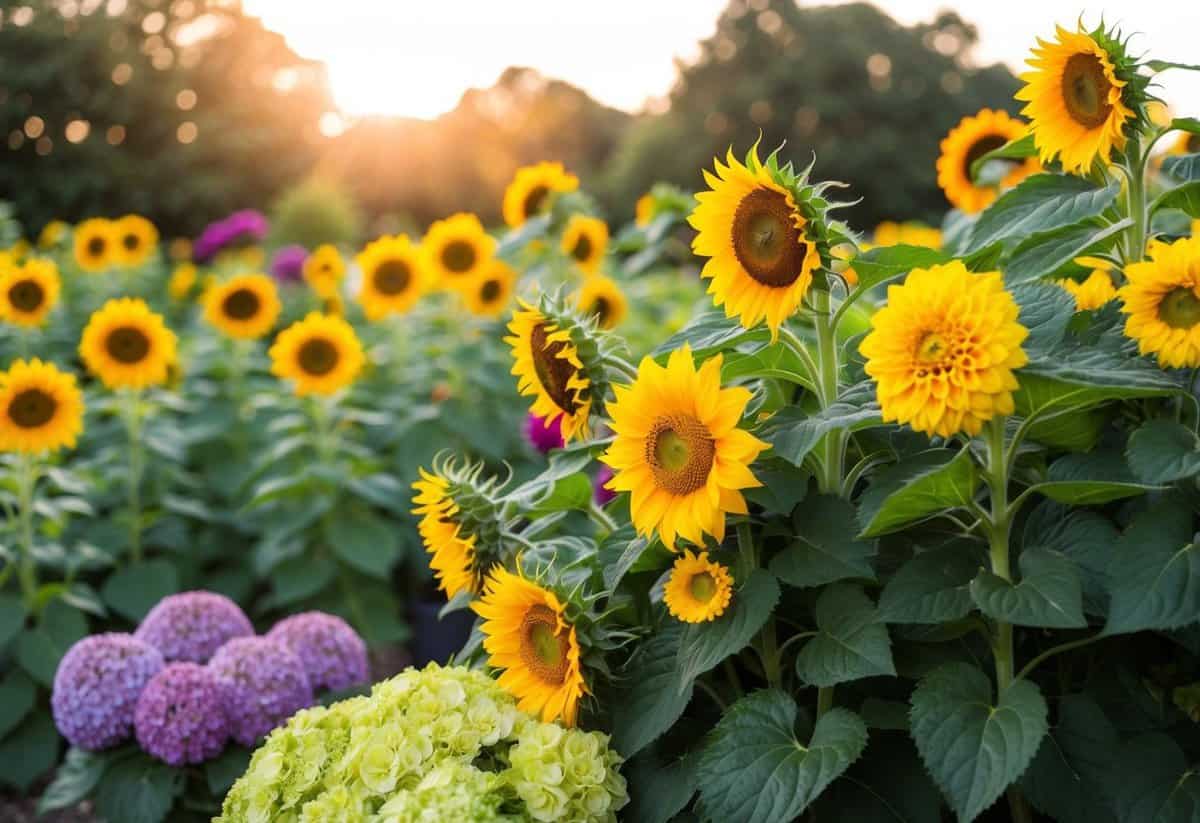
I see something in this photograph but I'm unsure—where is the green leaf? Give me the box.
[1021,502,1117,617]
[1002,218,1131,285]
[910,662,1048,823]
[612,623,692,757]
[93,751,184,823]
[770,495,876,588]
[845,245,950,291]
[1015,344,1179,417]
[323,506,401,580]
[269,554,336,606]
[722,341,817,389]
[813,734,943,823]
[676,569,779,691]
[0,670,36,739]
[16,598,89,686]
[695,691,868,823]
[1147,62,1200,74]
[1127,420,1200,484]
[39,747,113,813]
[1109,733,1200,822]
[1105,500,1200,635]
[0,710,60,791]
[857,449,976,537]
[0,593,26,650]
[795,584,895,687]
[878,541,986,624]
[1033,451,1161,505]
[1163,153,1200,182]
[205,745,252,796]
[970,547,1086,629]
[654,310,767,357]
[966,174,1121,254]
[1170,116,1200,134]
[762,403,883,468]
[526,472,593,518]
[1020,695,1118,823]
[968,133,1036,180]
[1154,177,1200,217]
[625,750,697,823]
[1011,281,1075,352]
[101,559,180,623]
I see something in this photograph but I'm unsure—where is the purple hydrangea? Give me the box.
[52,633,164,751]
[269,244,308,283]
[135,663,229,766]
[208,636,314,745]
[594,465,617,506]
[193,209,269,263]
[524,412,564,454]
[135,591,254,664]
[266,612,369,693]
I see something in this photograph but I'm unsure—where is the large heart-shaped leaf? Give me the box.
[1020,695,1118,823]
[1032,451,1161,505]
[795,584,894,687]
[1126,420,1200,484]
[970,547,1086,629]
[879,541,987,624]
[612,622,693,757]
[1105,500,1200,635]
[770,495,876,588]
[1109,733,1200,822]
[676,569,779,692]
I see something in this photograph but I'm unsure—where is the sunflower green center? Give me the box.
[373,259,411,296]
[298,337,339,376]
[523,185,549,219]
[1159,287,1200,330]
[123,232,140,252]
[222,287,261,320]
[479,278,503,304]
[9,279,44,313]
[731,187,808,288]
[442,240,477,274]
[689,572,717,603]
[963,134,1009,181]
[529,323,580,415]
[1062,53,1113,129]
[87,236,106,258]
[519,604,569,684]
[9,388,56,428]
[570,233,593,262]
[105,326,151,364]
[647,413,715,496]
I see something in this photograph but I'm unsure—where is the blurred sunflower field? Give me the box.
[4,3,1200,823]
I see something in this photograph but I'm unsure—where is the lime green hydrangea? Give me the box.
[218,663,628,823]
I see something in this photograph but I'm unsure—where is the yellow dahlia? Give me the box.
[663,550,734,623]
[601,345,767,550]
[355,235,428,320]
[576,275,627,330]
[37,220,68,250]
[472,566,587,726]
[168,263,198,301]
[1016,24,1135,174]
[112,214,159,268]
[79,298,177,390]
[1120,236,1200,367]
[0,359,84,454]
[463,260,517,319]
[0,258,60,328]
[269,312,364,396]
[411,467,482,599]
[936,109,1040,213]
[74,218,116,273]
[424,213,495,289]
[203,273,281,340]
[689,147,820,339]
[506,302,592,441]
[561,215,608,273]
[861,261,1029,438]
[502,162,579,228]
[302,244,345,299]
[1060,267,1118,311]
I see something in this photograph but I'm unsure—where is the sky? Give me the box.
[242,0,1200,122]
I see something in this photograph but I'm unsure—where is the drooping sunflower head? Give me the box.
[204,273,282,340]
[302,244,345,299]
[168,263,198,301]
[1015,23,1139,174]
[560,215,609,273]
[1060,262,1118,311]
[79,297,178,390]
[576,275,628,330]
[423,213,495,289]
[471,566,587,726]
[463,259,517,319]
[502,162,579,228]
[113,214,159,268]
[861,261,1029,439]
[0,359,84,454]
[269,312,365,396]
[1120,236,1200,367]
[38,220,68,250]
[601,345,768,550]
[73,218,116,273]
[0,258,60,328]
[936,109,1041,213]
[355,234,429,321]
[663,550,734,623]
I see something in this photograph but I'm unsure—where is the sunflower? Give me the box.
[463,260,517,318]
[507,302,593,442]
[37,220,68,250]
[112,214,159,268]
[601,345,768,550]
[269,312,364,396]
[411,467,483,599]
[0,258,60,327]
[1120,236,1200,367]
[303,244,345,299]
[204,273,281,340]
[0,359,84,454]
[689,146,821,339]
[79,298,178,390]
[576,275,628,330]
[423,213,495,289]
[1170,131,1200,157]
[355,235,428,320]
[936,109,1040,213]
[860,261,1028,439]
[1060,266,1118,311]
[168,263,198,300]
[663,550,734,623]
[502,162,579,228]
[74,218,116,273]
[635,193,655,227]
[471,566,586,726]
[560,215,608,273]
[1016,24,1135,174]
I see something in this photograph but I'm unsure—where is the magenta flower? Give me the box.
[524,412,564,454]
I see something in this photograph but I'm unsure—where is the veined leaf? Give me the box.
[1003,218,1131,285]
[1163,153,1200,182]
[857,449,976,537]
[770,495,876,588]
[1109,733,1200,822]
[845,245,950,292]
[1126,419,1200,484]
[1105,500,1200,635]
[1032,451,1161,505]
[611,623,693,757]
[878,540,986,624]
[1151,180,1200,218]
[965,174,1121,254]
[654,311,767,357]
[1015,346,1178,417]
[762,402,884,468]
[1020,695,1119,823]
[795,584,895,687]
[970,547,1086,629]
[676,569,779,691]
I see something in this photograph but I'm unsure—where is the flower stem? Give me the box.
[1124,135,1148,264]
[811,287,845,495]
[16,455,40,609]
[122,391,145,565]
[738,521,781,689]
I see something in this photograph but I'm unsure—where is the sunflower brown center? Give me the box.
[222,287,261,320]
[105,326,151,364]
[123,233,140,251]
[442,241,477,274]
[1062,53,1113,129]
[1188,135,1200,153]
[689,572,717,603]
[529,323,579,414]
[87,236,106,257]
[963,134,1010,181]
[519,604,569,685]
[479,278,502,304]
[373,259,411,296]
[590,297,612,327]
[570,234,593,262]
[731,188,807,288]
[646,413,715,495]
[1159,287,1200,330]
[8,279,44,313]
[298,337,339,376]
[8,388,56,429]
[523,185,549,219]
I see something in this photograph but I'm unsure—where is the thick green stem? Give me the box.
[738,522,781,688]
[812,288,845,494]
[1124,137,1148,263]
[122,391,145,565]
[16,455,40,609]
